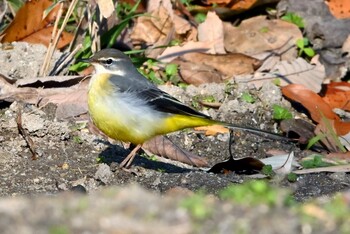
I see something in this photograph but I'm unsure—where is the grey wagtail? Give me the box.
[84,48,288,168]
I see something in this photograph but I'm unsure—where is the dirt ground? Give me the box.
[1,43,350,233]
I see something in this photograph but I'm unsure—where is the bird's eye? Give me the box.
[105,59,113,65]
[100,58,113,65]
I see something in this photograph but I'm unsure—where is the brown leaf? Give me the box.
[1,0,59,42]
[157,41,211,63]
[280,119,315,144]
[142,136,209,167]
[282,84,339,123]
[326,151,350,161]
[1,0,73,49]
[178,52,259,83]
[21,26,73,49]
[197,11,225,54]
[130,5,174,58]
[327,0,350,19]
[322,82,350,111]
[194,125,229,136]
[224,16,302,60]
[175,59,223,85]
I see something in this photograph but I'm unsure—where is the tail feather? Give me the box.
[218,121,292,142]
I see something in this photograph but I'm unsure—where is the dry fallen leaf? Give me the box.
[282,84,339,123]
[322,82,350,111]
[1,0,73,49]
[194,125,229,136]
[197,11,225,54]
[236,57,325,93]
[282,84,350,136]
[187,52,260,76]
[175,59,223,85]
[130,5,174,58]
[326,0,350,19]
[224,16,302,61]
[142,135,209,167]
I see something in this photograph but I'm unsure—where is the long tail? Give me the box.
[217,121,292,142]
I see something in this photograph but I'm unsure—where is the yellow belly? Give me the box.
[88,74,215,144]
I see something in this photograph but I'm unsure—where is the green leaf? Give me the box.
[272,104,293,120]
[301,155,334,169]
[296,38,305,49]
[287,173,298,182]
[281,12,305,28]
[165,64,178,77]
[241,92,255,103]
[262,164,275,177]
[194,13,206,23]
[304,47,315,57]
[306,134,326,149]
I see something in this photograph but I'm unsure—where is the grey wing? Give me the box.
[108,73,211,119]
[136,87,211,119]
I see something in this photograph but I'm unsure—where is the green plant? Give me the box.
[219,180,280,206]
[287,172,298,182]
[261,164,275,177]
[181,192,213,220]
[240,92,255,103]
[301,155,334,169]
[296,38,315,58]
[272,104,293,120]
[281,12,304,28]
[194,13,206,23]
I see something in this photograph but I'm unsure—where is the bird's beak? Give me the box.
[77,58,91,63]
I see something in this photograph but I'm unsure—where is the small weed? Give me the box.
[287,172,298,182]
[272,104,293,120]
[281,12,304,28]
[219,180,281,206]
[194,13,206,23]
[296,38,315,58]
[181,192,213,220]
[301,155,334,169]
[240,92,255,103]
[261,164,275,177]
[72,135,83,144]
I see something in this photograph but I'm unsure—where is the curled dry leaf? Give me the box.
[142,135,209,167]
[322,82,350,111]
[282,84,350,136]
[282,84,338,123]
[197,11,225,54]
[130,5,174,58]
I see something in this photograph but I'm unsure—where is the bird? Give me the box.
[83,48,288,168]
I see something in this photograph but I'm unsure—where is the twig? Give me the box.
[16,107,38,160]
[40,0,79,76]
[40,2,64,76]
[0,1,8,23]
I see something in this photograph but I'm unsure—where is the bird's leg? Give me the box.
[119,144,142,168]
